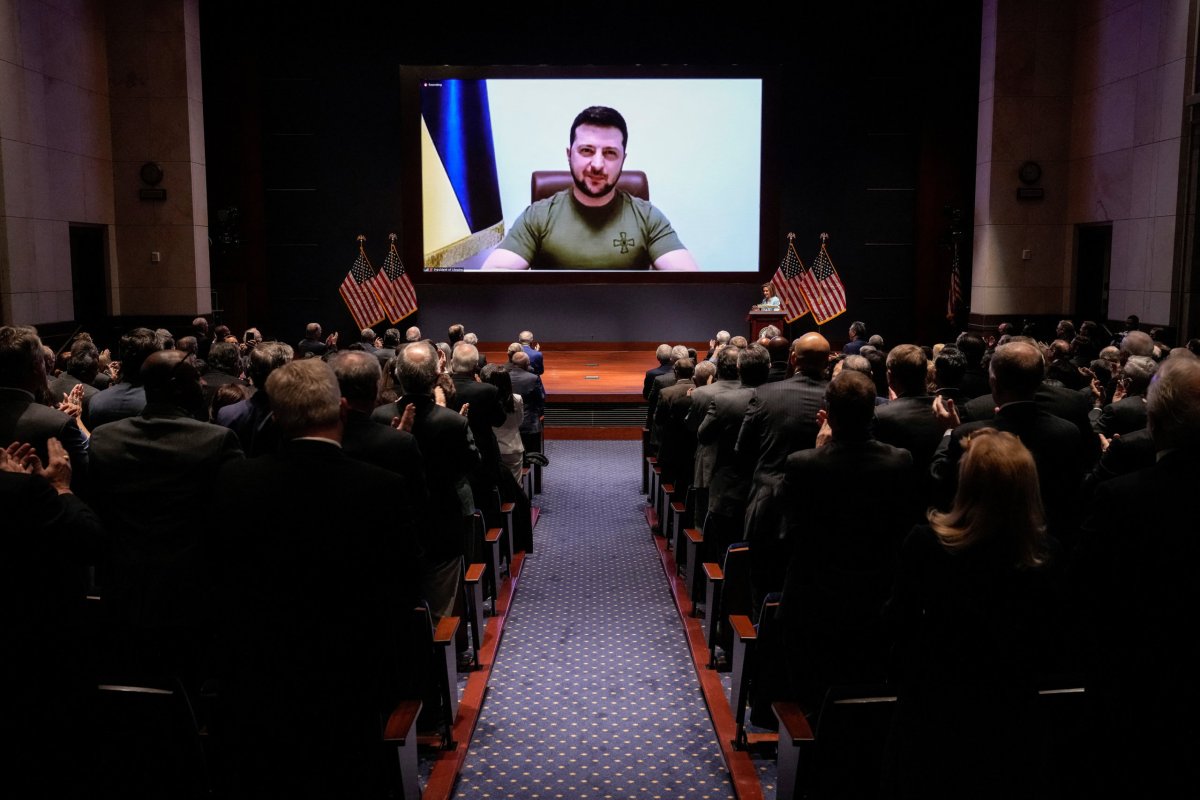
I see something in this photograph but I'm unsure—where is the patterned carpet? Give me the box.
[454,440,735,799]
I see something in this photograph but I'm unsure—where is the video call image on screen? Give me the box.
[420,77,762,273]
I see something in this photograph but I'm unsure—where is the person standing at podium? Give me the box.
[756,282,781,310]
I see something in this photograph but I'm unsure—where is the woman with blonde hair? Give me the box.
[884,429,1060,799]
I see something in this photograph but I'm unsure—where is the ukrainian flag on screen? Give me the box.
[421,79,505,269]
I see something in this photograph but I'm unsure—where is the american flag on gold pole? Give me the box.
[368,233,418,323]
[770,233,810,322]
[798,233,848,325]
[339,235,386,329]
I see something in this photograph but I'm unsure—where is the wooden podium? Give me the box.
[747,310,787,340]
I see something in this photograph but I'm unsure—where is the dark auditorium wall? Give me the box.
[200,2,981,347]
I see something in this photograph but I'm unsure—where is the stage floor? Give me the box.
[484,350,652,402]
[482,350,652,439]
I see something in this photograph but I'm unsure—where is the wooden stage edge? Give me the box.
[545,427,641,440]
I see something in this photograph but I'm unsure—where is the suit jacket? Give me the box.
[646,370,680,435]
[88,404,244,630]
[372,395,479,564]
[341,410,430,551]
[697,383,758,517]
[931,401,1083,538]
[47,373,99,423]
[1070,451,1200,795]
[736,373,828,481]
[872,394,945,501]
[642,363,672,399]
[1083,427,1154,495]
[522,344,544,375]
[964,382,1100,469]
[215,391,278,456]
[449,373,505,473]
[686,378,739,488]
[779,436,917,710]
[842,337,867,355]
[655,379,697,485]
[201,369,252,417]
[959,366,991,399]
[508,365,546,433]
[0,386,89,489]
[1094,394,1147,437]
[765,362,791,383]
[211,438,420,796]
[86,381,146,428]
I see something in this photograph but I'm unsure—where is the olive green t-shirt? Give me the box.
[497,189,685,270]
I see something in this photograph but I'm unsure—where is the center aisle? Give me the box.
[453,440,735,799]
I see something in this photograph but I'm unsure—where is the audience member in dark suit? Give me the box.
[47,338,101,424]
[448,342,506,524]
[885,429,1060,800]
[774,370,917,723]
[331,350,430,521]
[211,358,420,798]
[295,321,334,358]
[518,330,544,375]
[687,346,741,496]
[509,349,546,453]
[191,316,212,362]
[646,344,688,443]
[372,342,480,622]
[642,343,673,399]
[1070,352,1200,797]
[87,327,161,428]
[1082,426,1155,495]
[842,320,868,355]
[1093,354,1153,436]
[215,341,292,456]
[0,325,89,487]
[376,327,402,370]
[737,333,831,603]
[1046,338,1088,390]
[3,437,106,792]
[955,332,990,399]
[654,358,699,488]
[764,336,792,383]
[201,340,251,418]
[872,344,945,499]
[88,350,244,677]
[930,346,972,421]
[697,345,770,562]
[932,340,1084,545]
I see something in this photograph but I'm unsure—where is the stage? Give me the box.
[482,349,667,440]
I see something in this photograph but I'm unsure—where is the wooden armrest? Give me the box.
[485,528,502,543]
[383,699,422,741]
[464,563,486,583]
[521,466,530,477]
[772,701,815,742]
[500,502,515,513]
[432,616,460,645]
[730,614,757,642]
[653,465,662,475]
[661,482,675,495]
[685,528,704,544]
[703,562,724,582]
[670,501,686,514]
[646,456,658,465]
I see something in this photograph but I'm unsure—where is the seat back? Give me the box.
[806,684,897,798]
[531,170,649,202]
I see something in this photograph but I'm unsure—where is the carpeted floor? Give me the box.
[453,440,735,799]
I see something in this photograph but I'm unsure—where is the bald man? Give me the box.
[736,332,832,604]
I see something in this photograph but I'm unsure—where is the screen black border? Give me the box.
[398,64,780,286]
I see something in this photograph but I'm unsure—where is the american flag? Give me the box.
[946,238,962,324]
[339,241,386,330]
[798,236,847,325]
[771,237,810,322]
[369,237,418,323]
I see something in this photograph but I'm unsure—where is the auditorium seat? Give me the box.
[703,541,752,669]
[728,593,782,749]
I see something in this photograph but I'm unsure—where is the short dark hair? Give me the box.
[570,106,628,148]
[119,327,163,385]
[331,350,382,407]
[886,344,928,396]
[934,347,967,389]
[737,344,771,387]
[826,369,876,434]
[716,346,740,381]
[0,325,42,388]
[849,321,867,338]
